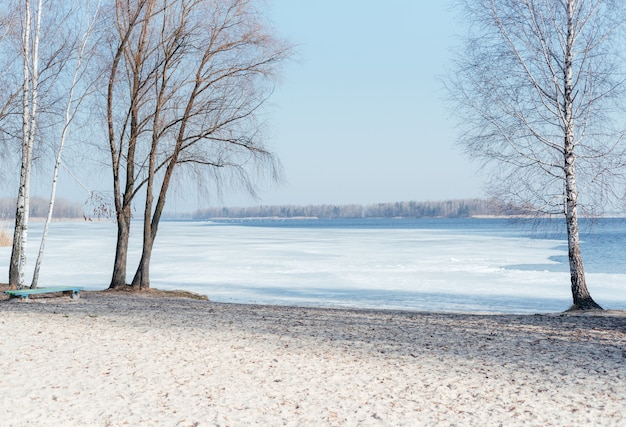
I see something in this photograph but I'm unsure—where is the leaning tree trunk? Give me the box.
[109,211,130,289]
[563,148,601,309]
[130,158,167,291]
[562,0,602,310]
[31,4,97,289]
[130,192,154,290]
[130,235,153,290]
[131,132,178,290]
[564,197,600,310]
[106,5,141,290]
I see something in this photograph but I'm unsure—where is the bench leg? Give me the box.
[61,290,81,300]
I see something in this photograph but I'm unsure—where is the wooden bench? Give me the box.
[4,286,83,301]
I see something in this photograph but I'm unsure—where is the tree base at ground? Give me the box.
[567,298,603,311]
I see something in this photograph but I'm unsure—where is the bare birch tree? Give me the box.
[31,1,102,289]
[10,0,44,289]
[449,0,626,309]
[7,0,86,288]
[105,0,289,290]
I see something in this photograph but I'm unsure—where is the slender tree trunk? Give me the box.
[31,7,94,287]
[131,232,152,290]
[9,0,31,289]
[131,98,185,290]
[107,3,143,290]
[131,141,176,290]
[109,124,138,289]
[10,156,29,288]
[131,154,154,290]
[563,192,600,309]
[10,0,41,289]
[108,0,159,290]
[131,40,169,291]
[110,211,130,288]
[563,0,601,310]
[563,136,599,308]
[30,133,61,289]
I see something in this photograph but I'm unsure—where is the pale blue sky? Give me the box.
[31,0,485,211]
[240,0,484,208]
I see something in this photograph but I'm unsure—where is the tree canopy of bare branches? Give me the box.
[105,0,291,289]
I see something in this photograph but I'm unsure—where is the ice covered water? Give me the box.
[1,219,625,313]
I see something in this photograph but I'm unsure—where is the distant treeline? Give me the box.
[0,197,84,219]
[192,198,529,219]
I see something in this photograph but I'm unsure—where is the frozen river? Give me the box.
[2,218,625,313]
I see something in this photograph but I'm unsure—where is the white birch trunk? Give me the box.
[11,0,31,288]
[30,74,71,289]
[30,3,99,289]
[21,0,42,287]
[9,0,43,289]
[562,0,601,310]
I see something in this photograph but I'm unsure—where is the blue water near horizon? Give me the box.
[201,283,571,314]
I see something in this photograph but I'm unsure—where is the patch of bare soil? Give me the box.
[0,283,209,301]
[91,286,209,300]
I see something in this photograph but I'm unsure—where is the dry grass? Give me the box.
[0,229,12,247]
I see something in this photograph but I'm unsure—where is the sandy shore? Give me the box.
[0,292,624,426]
